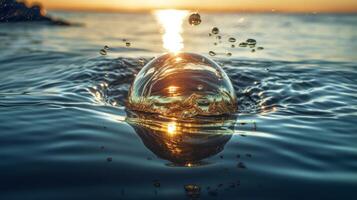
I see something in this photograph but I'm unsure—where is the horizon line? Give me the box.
[46,7,357,14]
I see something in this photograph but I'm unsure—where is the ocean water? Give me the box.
[0,11,357,199]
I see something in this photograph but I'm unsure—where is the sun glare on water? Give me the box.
[154,9,188,53]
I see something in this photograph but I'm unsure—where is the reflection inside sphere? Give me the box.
[126,111,236,165]
[127,53,237,118]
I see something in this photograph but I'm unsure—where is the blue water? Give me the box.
[0,12,357,199]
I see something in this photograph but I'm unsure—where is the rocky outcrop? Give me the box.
[0,0,71,25]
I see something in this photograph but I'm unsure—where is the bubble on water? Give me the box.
[127,53,237,118]
[125,42,131,47]
[239,42,248,47]
[212,27,219,34]
[226,52,232,57]
[188,12,201,26]
[228,37,236,43]
[209,51,216,56]
[104,45,109,50]
[257,47,264,50]
[99,49,107,55]
[231,44,235,48]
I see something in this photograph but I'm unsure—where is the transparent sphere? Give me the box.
[127,52,237,118]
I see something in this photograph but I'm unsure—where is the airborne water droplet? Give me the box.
[125,42,131,47]
[228,37,236,43]
[246,39,257,46]
[188,13,201,26]
[104,45,109,50]
[197,84,203,90]
[99,49,107,55]
[231,44,235,48]
[212,27,219,34]
[226,52,232,57]
[251,49,256,53]
[138,58,145,66]
[239,42,248,47]
[209,51,216,56]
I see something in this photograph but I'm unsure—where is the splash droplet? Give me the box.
[188,13,201,26]
[209,51,216,56]
[239,42,248,47]
[125,42,131,47]
[228,37,236,42]
[212,27,219,34]
[104,45,109,50]
[197,84,204,90]
[246,39,257,47]
[138,58,145,66]
[99,49,107,55]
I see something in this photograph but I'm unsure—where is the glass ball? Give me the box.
[127,52,237,118]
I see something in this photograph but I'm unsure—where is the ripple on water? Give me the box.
[1,55,357,199]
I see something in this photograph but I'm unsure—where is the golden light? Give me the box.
[167,86,179,95]
[154,9,188,53]
[167,121,177,135]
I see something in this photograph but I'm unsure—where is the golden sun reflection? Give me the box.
[167,86,179,95]
[166,121,177,136]
[154,9,188,53]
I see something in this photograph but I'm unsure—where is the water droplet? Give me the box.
[188,12,201,26]
[125,42,131,47]
[231,44,235,48]
[228,37,236,42]
[99,49,107,55]
[138,58,145,66]
[212,27,219,34]
[104,45,109,50]
[226,52,232,57]
[208,33,212,37]
[257,47,264,50]
[209,51,216,56]
[216,35,221,40]
[251,49,256,53]
[246,39,257,46]
[197,84,203,90]
[237,162,246,169]
[153,180,161,188]
[239,42,248,47]
[184,184,201,199]
[213,42,218,46]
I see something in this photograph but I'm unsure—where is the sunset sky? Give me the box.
[26,0,357,12]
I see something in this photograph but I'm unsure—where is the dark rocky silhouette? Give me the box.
[0,0,70,25]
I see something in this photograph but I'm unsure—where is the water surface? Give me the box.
[0,11,357,199]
